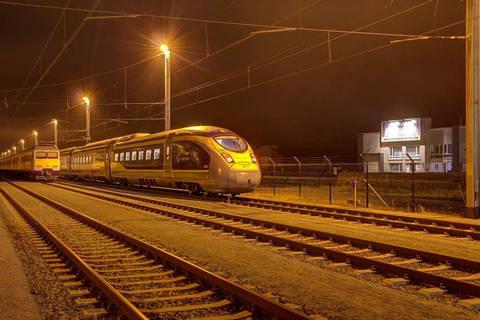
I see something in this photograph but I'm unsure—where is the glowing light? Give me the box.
[160,43,170,59]
[32,130,38,136]
[20,139,24,144]
[52,119,58,125]
[83,96,90,106]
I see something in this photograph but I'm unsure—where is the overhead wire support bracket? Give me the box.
[250,27,297,36]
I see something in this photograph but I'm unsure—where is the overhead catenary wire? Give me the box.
[0,0,444,96]
[9,0,104,119]
[1,1,466,145]
[0,0,448,40]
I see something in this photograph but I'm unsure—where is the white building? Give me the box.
[358,117,465,173]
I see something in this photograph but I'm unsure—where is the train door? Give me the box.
[105,144,112,181]
[164,134,174,178]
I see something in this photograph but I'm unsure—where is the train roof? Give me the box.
[114,126,237,147]
[61,133,150,153]
[57,126,239,153]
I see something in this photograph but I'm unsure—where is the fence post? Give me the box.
[293,156,302,198]
[323,155,332,204]
[267,157,276,197]
[360,154,369,208]
[406,153,415,212]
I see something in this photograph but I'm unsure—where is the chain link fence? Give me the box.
[255,156,466,214]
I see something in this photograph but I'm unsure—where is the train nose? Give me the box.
[230,169,261,187]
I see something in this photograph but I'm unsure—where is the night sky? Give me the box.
[0,0,466,156]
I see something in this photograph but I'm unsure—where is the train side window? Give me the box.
[138,150,144,160]
[172,141,210,170]
[153,148,161,160]
[48,152,58,159]
[125,152,131,161]
[114,153,119,162]
[88,155,92,163]
[120,152,125,161]
[146,149,152,160]
[132,151,137,161]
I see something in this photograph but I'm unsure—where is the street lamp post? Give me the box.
[160,44,171,131]
[83,97,91,144]
[20,139,25,151]
[33,130,38,146]
[12,146,16,154]
[52,119,58,146]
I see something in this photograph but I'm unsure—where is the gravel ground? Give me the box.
[11,181,480,320]
[0,192,82,320]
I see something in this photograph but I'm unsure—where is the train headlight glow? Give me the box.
[250,153,257,163]
[221,153,234,164]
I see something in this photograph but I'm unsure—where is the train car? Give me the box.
[60,126,261,194]
[62,134,149,181]
[0,144,60,181]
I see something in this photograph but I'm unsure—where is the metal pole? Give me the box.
[293,156,302,198]
[164,54,171,131]
[53,119,58,146]
[360,154,369,208]
[353,178,358,208]
[324,155,332,204]
[466,0,480,219]
[406,153,415,212]
[268,157,276,197]
[86,102,91,143]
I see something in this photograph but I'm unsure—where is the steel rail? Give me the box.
[3,180,311,320]
[233,196,480,232]
[55,180,480,240]
[47,182,480,298]
[0,187,148,320]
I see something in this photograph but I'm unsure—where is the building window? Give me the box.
[390,163,402,172]
[146,149,152,160]
[114,153,119,162]
[389,147,402,159]
[120,152,125,161]
[138,150,144,160]
[406,145,420,159]
[125,152,131,161]
[132,151,137,161]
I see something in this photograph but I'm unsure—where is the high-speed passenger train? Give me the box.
[0,144,60,180]
[60,126,261,194]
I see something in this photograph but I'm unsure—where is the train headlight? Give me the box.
[221,153,234,164]
[250,153,257,163]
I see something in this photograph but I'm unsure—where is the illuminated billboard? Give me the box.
[381,118,421,142]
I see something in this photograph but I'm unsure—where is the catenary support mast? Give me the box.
[466,0,480,219]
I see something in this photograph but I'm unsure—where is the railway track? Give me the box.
[57,180,480,241]
[0,181,311,320]
[44,181,480,307]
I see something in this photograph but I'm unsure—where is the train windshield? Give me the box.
[35,152,47,159]
[214,136,247,152]
[36,151,58,159]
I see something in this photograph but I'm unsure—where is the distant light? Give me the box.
[32,130,38,136]
[83,96,90,106]
[52,119,58,125]
[20,139,24,144]
[160,44,170,59]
